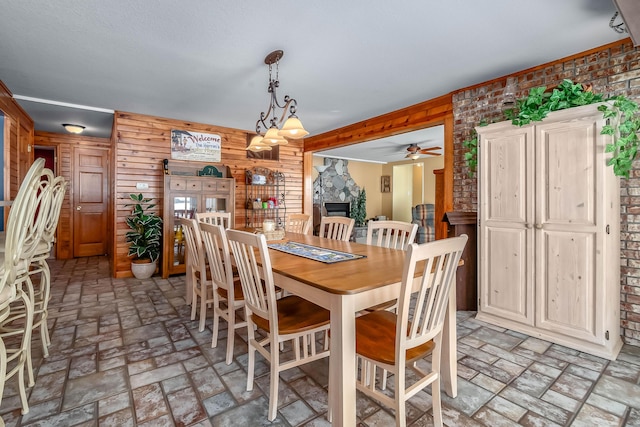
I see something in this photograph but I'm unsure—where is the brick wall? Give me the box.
[452,40,640,346]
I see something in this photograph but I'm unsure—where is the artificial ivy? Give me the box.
[463,79,640,178]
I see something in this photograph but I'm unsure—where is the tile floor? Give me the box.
[1,256,640,426]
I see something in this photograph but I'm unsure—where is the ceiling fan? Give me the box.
[405,143,442,159]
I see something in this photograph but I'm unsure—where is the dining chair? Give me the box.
[284,213,311,234]
[226,229,330,421]
[367,220,418,251]
[195,211,232,229]
[318,216,354,242]
[199,222,247,364]
[176,217,213,332]
[354,234,467,427]
[364,220,419,315]
[0,158,49,415]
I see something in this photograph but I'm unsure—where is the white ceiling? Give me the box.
[0,0,628,162]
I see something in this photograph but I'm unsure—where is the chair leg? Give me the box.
[16,288,34,415]
[268,338,280,421]
[225,306,235,365]
[431,338,444,427]
[0,336,6,418]
[211,308,220,348]
[190,283,197,321]
[246,316,256,392]
[199,292,207,332]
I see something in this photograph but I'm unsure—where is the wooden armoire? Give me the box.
[476,104,622,360]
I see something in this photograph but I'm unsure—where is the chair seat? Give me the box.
[363,299,397,312]
[216,277,245,301]
[252,295,330,335]
[356,310,434,365]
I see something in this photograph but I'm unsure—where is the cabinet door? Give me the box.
[479,124,534,325]
[169,195,197,273]
[535,114,604,343]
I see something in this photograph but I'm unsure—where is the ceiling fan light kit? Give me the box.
[249,50,308,152]
[404,143,442,159]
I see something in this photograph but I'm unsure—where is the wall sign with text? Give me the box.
[171,130,221,162]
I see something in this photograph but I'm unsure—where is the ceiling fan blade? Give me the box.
[418,146,442,153]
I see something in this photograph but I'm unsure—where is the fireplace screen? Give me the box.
[324,202,350,217]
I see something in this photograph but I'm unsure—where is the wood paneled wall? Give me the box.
[34,132,112,259]
[0,81,33,204]
[112,111,304,278]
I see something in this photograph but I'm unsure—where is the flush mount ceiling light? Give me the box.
[247,50,308,152]
[62,123,85,134]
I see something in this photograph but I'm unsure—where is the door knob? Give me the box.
[76,206,82,211]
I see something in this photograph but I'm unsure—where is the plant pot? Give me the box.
[131,259,157,279]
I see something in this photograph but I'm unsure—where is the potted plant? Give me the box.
[350,188,367,227]
[463,79,640,178]
[125,193,162,279]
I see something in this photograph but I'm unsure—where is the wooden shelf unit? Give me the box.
[161,161,235,278]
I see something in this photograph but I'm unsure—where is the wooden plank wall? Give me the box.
[113,111,304,278]
[0,81,34,204]
[34,132,112,259]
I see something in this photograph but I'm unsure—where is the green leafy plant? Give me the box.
[463,79,640,178]
[125,193,163,262]
[509,80,603,126]
[599,96,640,178]
[350,188,367,227]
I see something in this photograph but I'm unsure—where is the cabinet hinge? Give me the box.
[605,330,609,340]
[606,224,610,235]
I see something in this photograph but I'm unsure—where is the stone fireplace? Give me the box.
[314,158,361,206]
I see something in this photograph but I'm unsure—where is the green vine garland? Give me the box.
[463,79,640,178]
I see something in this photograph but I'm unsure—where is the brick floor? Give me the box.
[1,256,639,426]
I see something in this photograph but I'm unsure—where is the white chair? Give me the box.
[0,158,49,415]
[199,222,246,364]
[367,220,418,251]
[26,174,67,358]
[354,235,467,427]
[318,216,354,242]
[227,229,330,421]
[195,211,232,229]
[284,213,311,234]
[177,217,213,332]
[364,220,419,314]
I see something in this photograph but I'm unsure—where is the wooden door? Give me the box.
[478,123,534,326]
[535,114,603,343]
[73,148,109,257]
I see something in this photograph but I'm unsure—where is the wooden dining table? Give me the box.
[264,231,459,426]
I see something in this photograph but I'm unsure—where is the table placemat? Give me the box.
[268,241,366,264]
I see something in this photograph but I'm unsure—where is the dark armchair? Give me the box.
[411,204,435,243]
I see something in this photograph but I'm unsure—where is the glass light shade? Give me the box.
[410,153,421,160]
[278,117,309,139]
[63,124,85,134]
[246,135,272,151]
[314,165,328,173]
[263,127,288,145]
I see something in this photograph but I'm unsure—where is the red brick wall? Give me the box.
[452,40,640,346]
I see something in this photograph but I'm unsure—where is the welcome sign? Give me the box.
[171,130,222,162]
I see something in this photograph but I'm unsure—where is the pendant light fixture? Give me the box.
[246,50,308,152]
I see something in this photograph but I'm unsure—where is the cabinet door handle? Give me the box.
[535,223,542,229]
[76,206,82,211]
[525,223,531,229]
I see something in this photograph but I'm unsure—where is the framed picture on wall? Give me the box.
[381,175,391,193]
